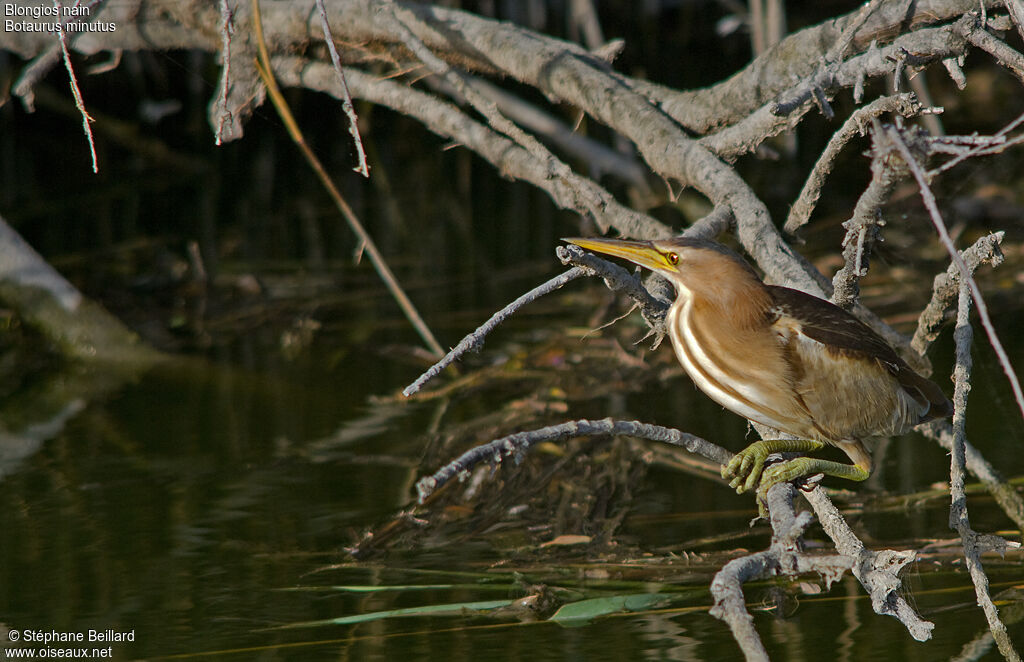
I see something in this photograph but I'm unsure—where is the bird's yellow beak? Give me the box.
[563,237,672,273]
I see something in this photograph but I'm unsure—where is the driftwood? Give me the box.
[0,213,160,365]
[5,1,1024,659]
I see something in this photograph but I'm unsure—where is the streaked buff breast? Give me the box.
[667,297,818,438]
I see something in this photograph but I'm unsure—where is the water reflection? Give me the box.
[0,309,1020,660]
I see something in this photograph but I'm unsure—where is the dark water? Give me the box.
[2,6,1024,657]
[0,289,1022,660]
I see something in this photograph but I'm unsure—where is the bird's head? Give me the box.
[563,236,761,297]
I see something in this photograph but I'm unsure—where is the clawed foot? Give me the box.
[722,439,830,493]
[722,443,829,518]
[723,439,868,518]
[721,440,776,494]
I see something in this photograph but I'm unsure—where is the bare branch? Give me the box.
[427,75,653,195]
[785,94,924,234]
[315,0,370,176]
[272,58,672,239]
[886,125,1024,420]
[912,232,1005,355]
[639,0,997,133]
[403,266,587,397]
[383,0,576,185]
[414,418,731,502]
[802,487,935,641]
[949,281,1022,662]
[957,11,1024,83]
[1005,0,1024,41]
[830,122,916,308]
[213,0,235,145]
[709,550,774,661]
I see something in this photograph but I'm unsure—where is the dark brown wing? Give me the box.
[767,286,900,361]
[768,286,952,423]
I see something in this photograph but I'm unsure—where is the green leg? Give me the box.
[758,456,870,490]
[722,439,827,494]
[722,439,871,494]
[754,457,870,518]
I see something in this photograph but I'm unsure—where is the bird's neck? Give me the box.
[675,270,773,331]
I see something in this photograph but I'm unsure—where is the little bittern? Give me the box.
[565,236,952,497]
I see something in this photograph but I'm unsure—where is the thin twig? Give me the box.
[403,267,586,396]
[1006,0,1024,42]
[12,0,102,110]
[402,204,734,396]
[957,11,1024,83]
[214,0,234,145]
[912,232,1004,355]
[54,0,98,173]
[886,125,1024,420]
[930,108,1024,177]
[251,0,444,358]
[315,0,370,177]
[785,93,923,234]
[557,244,670,329]
[414,418,731,502]
[830,121,908,308]
[949,280,1022,662]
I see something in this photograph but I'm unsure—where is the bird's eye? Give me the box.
[666,252,679,265]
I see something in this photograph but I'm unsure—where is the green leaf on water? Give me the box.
[273,599,515,629]
[549,593,684,626]
[276,583,515,593]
